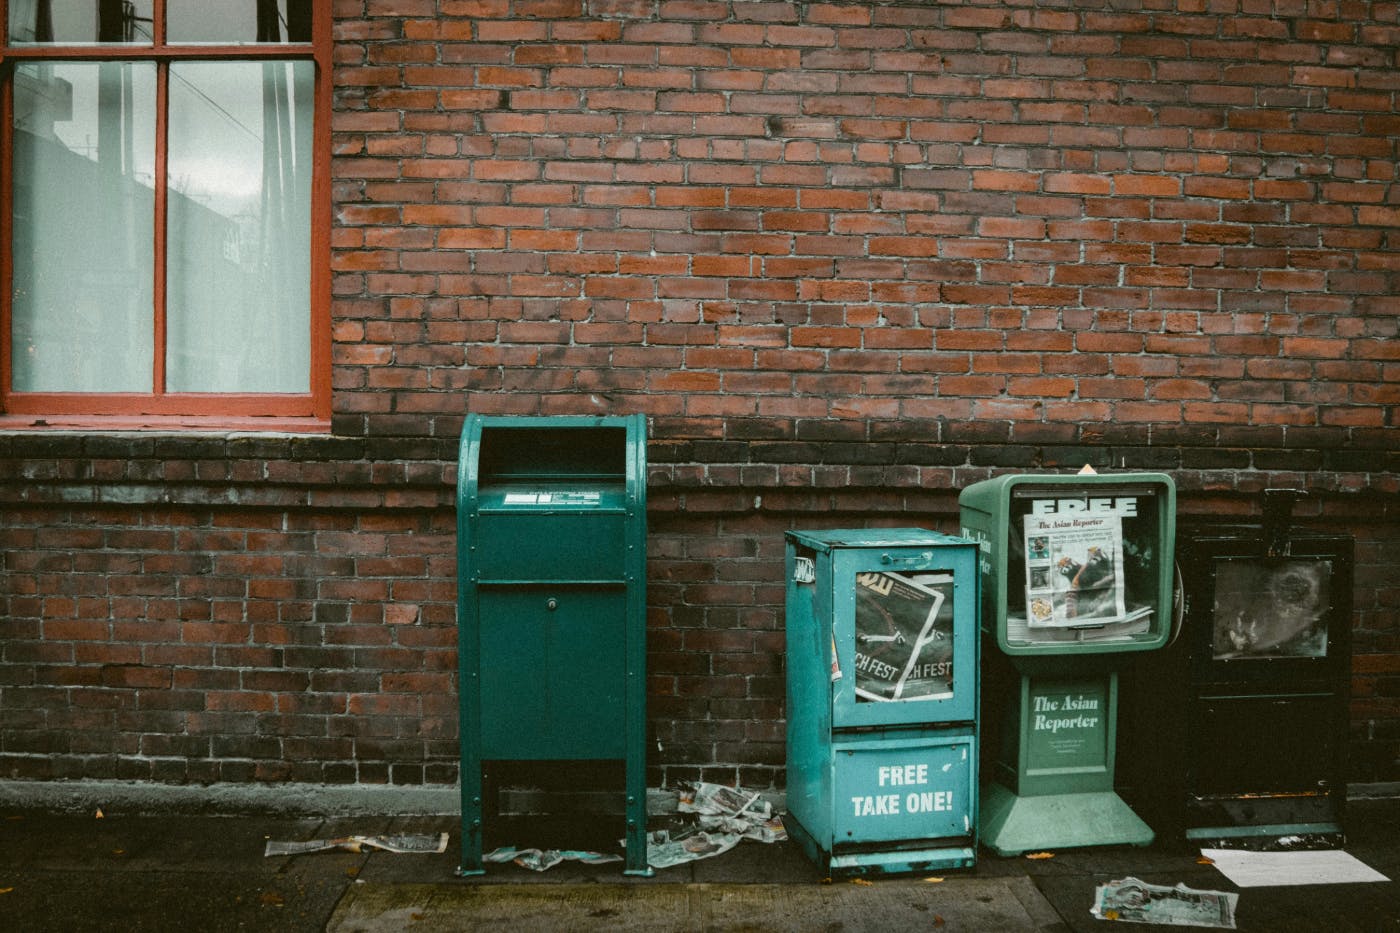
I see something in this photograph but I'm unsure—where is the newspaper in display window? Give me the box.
[1023,511,1127,628]
[853,571,954,702]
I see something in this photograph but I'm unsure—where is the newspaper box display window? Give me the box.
[1124,490,1353,848]
[456,414,650,877]
[785,529,979,877]
[853,569,956,704]
[959,472,1176,857]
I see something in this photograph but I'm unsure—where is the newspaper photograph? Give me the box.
[1090,876,1238,928]
[852,571,955,702]
[1024,512,1127,627]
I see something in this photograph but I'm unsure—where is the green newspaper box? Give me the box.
[959,472,1176,856]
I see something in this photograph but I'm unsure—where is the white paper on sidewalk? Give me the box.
[644,829,743,870]
[1086,874,1232,924]
[483,846,622,872]
[1090,876,1237,929]
[1202,848,1390,887]
[264,833,448,857]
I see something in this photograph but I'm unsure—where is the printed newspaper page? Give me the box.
[1024,513,1127,627]
[853,571,954,702]
[1091,876,1238,928]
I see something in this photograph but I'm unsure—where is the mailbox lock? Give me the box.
[545,598,558,611]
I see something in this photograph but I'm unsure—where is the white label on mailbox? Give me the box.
[502,491,601,506]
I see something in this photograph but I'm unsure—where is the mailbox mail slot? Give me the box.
[457,415,649,876]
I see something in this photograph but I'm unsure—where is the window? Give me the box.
[2,1,329,426]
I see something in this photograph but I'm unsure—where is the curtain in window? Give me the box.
[165,60,312,393]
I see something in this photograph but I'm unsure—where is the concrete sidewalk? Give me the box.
[2,798,1399,932]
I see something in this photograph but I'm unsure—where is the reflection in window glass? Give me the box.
[166,61,312,393]
[167,1,311,44]
[11,61,156,392]
[853,571,955,702]
[7,0,155,44]
[1211,559,1332,660]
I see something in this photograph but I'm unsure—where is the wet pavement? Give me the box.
[2,797,1398,931]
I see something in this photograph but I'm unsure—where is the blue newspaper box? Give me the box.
[784,529,979,876]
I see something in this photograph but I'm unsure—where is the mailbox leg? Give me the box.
[623,672,653,876]
[457,667,485,876]
[456,765,485,876]
[623,768,651,876]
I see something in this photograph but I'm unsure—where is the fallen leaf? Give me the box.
[923,877,945,883]
[0,887,14,895]
[1024,851,1055,860]
[850,877,875,886]
[933,917,946,927]
[259,892,285,908]
[1197,856,1216,865]
[95,808,104,819]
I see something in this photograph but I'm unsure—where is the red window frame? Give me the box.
[0,0,331,430]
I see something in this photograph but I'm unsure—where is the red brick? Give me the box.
[6,0,1399,794]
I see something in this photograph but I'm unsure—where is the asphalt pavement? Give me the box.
[3,796,1399,932]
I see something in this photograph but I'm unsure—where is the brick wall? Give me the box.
[333,0,1398,456]
[2,0,1398,792]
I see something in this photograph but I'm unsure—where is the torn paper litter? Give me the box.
[1091,876,1237,928]
[264,833,448,857]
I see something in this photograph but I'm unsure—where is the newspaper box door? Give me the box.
[830,546,978,731]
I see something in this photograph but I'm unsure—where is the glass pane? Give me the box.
[7,0,155,45]
[1005,484,1165,646]
[166,60,312,393]
[168,1,312,44]
[11,61,156,392]
[853,571,955,702]
[1211,559,1332,660]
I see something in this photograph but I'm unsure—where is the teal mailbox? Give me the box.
[785,529,979,876]
[456,414,650,876]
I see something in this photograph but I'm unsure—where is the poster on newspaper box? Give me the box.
[1023,511,1127,627]
[853,571,954,702]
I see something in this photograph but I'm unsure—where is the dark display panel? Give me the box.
[1211,558,1332,660]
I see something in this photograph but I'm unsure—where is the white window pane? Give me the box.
[166,60,312,394]
[8,1,155,45]
[168,1,312,44]
[11,61,156,392]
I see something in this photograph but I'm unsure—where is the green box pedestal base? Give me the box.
[980,782,1153,857]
